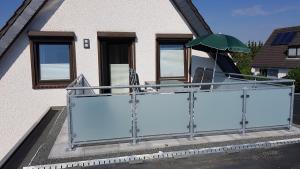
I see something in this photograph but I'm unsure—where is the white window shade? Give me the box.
[288,48,297,56]
[110,64,129,93]
[160,44,184,77]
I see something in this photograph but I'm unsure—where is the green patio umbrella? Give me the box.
[186,33,250,85]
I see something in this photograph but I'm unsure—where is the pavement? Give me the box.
[84,143,300,169]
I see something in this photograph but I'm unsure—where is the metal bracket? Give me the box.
[129,100,139,103]
[130,128,140,133]
[72,133,77,138]
[289,93,292,96]
[288,118,291,122]
[240,121,249,125]
[187,97,196,101]
[241,95,250,98]
[70,102,75,107]
[187,124,197,129]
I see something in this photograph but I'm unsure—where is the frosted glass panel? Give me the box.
[160,44,184,77]
[71,95,132,142]
[39,44,70,80]
[110,64,129,93]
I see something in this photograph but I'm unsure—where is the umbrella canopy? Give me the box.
[186,34,250,53]
[186,34,250,88]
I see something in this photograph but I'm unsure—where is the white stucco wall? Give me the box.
[0,0,218,163]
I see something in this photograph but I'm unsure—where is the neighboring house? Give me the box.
[0,0,239,165]
[252,26,300,78]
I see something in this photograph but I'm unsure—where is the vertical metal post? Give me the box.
[67,92,74,149]
[131,90,138,144]
[82,76,85,95]
[241,87,247,135]
[188,91,195,139]
[289,85,295,130]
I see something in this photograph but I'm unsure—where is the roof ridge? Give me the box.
[274,25,300,32]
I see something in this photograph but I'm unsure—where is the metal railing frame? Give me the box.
[66,73,295,149]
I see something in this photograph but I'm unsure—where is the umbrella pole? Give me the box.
[211,50,218,90]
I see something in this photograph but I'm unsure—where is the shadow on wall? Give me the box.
[0,0,64,80]
[191,55,220,78]
[191,55,228,83]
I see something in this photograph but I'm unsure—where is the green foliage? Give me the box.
[231,41,263,75]
[286,67,300,93]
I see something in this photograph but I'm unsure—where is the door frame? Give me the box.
[97,32,136,87]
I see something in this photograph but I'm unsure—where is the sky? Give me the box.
[0,0,299,43]
[0,0,22,27]
[193,0,300,43]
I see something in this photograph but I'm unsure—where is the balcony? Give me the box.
[66,73,295,149]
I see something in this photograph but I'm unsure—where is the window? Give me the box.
[267,69,279,77]
[38,44,71,80]
[288,46,300,58]
[259,69,267,77]
[156,34,192,83]
[160,44,185,77]
[288,48,297,56]
[29,31,76,89]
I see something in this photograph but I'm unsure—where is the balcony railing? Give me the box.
[66,73,295,149]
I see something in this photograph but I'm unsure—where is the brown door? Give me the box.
[99,39,134,93]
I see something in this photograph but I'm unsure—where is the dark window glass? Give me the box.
[267,69,278,77]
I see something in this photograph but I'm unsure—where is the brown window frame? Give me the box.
[156,34,192,83]
[29,31,77,89]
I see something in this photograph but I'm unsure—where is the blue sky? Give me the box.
[0,0,23,27]
[193,0,300,42]
[0,0,299,43]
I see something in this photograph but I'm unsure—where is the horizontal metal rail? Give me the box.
[66,79,294,90]
[226,72,285,80]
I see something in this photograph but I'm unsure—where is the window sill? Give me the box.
[33,83,70,89]
[286,57,300,60]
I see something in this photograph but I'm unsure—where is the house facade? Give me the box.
[0,0,243,165]
[252,26,300,78]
